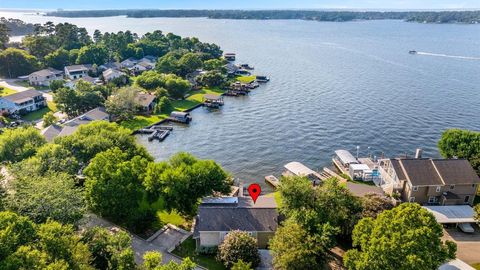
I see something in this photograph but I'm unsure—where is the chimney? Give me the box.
[415,148,423,159]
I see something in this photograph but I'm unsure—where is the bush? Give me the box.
[217,230,260,268]
[197,246,218,255]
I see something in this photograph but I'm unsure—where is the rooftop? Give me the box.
[2,89,43,103]
[135,93,156,107]
[284,161,315,176]
[29,68,63,77]
[335,150,358,165]
[423,205,475,224]
[65,64,91,73]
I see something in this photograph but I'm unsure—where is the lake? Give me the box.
[2,11,480,186]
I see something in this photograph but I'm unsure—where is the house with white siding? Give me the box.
[28,68,63,86]
[0,90,46,115]
[64,64,92,80]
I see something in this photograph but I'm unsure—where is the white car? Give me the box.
[458,223,475,233]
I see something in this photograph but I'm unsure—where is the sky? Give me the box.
[0,0,479,11]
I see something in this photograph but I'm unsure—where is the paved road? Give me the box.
[0,79,31,92]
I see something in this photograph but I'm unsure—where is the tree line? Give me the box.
[46,10,480,24]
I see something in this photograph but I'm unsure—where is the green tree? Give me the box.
[54,83,104,117]
[344,204,456,270]
[42,111,58,128]
[81,227,135,270]
[197,71,225,87]
[438,129,480,175]
[6,173,85,224]
[178,52,203,76]
[105,86,142,121]
[154,96,173,114]
[155,87,169,99]
[231,260,253,270]
[143,152,231,217]
[136,70,166,90]
[76,44,109,65]
[165,76,191,99]
[44,48,70,70]
[0,126,46,163]
[84,148,150,224]
[217,230,260,268]
[360,193,395,219]
[22,35,56,59]
[203,59,226,71]
[49,79,65,92]
[0,22,9,48]
[0,48,39,78]
[19,143,79,175]
[55,121,151,164]
[0,211,36,261]
[156,52,180,74]
[270,219,335,270]
[142,251,196,270]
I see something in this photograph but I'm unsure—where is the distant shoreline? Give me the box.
[42,9,480,24]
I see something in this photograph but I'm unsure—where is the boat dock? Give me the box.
[148,129,170,142]
[264,175,280,188]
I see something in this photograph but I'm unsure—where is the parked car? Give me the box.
[458,223,474,233]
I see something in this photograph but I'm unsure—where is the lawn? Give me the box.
[236,75,256,83]
[0,86,17,97]
[172,236,226,270]
[472,263,480,270]
[120,114,167,131]
[22,107,52,122]
[47,101,58,112]
[121,87,225,131]
[16,80,49,90]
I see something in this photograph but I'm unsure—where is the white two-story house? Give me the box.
[0,90,47,115]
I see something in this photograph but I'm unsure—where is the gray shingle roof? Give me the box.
[29,68,62,77]
[136,93,156,107]
[399,159,444,186]
[432,159,480,185]
[194,207,279,236]
[65,64,91,73]
[41,124,62,142]
[2,89,43,103]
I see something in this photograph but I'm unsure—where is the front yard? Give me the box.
[172,236,226,270]
[21,101,58,122]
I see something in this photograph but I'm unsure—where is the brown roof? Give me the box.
[390,159,406,180]
[135,93,156,107]
[399,159,444,186]
[432,159,480,185]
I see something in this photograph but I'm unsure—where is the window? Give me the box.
[450,185,455,190]
[464,196,470,203]
[412,186,418,191]
[428,197,436,203]
[409,197,415,202]
[436,186,441,192]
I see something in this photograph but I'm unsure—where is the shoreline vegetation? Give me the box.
[45,10,480,24]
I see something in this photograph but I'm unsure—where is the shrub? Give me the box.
[217,230,260,268]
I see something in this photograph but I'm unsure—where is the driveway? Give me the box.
[443,227,480,265]
[0,79,31,92]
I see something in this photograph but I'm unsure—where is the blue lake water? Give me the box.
[3,12,480,186]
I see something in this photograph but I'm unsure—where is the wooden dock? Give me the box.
[148,129,170,142]
[265,175,280,189]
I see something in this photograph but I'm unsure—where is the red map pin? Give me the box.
[247,183,261,204]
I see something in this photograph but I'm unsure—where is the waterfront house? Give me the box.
[102,68,126,82]
[28,68,63,86]
[64,64,92,80]
[378,158,480,205]
[193,196,278,250]
[0,90,46,115]
[135,92,156,113]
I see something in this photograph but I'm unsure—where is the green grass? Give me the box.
[120,114,167,131]
[21,107,52,122]
[472,263,480,270]
[121,87,225,131]
[236,75,256,83]
[0,86,17,97]
[47,101,57,112]
[172,236,226,270]
[348,179,377,186]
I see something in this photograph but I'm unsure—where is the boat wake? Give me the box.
[416,52,480,61]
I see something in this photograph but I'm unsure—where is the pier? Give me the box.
[148,129,170,142]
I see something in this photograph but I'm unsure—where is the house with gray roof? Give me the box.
[64,64,92,80]
[28,68,63,86]
[379,158,480,205]
[41,107,109,141]
[0,90,46,115]
[193,196,279,250]
[135,92,156,113]
[102,68,126,82]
